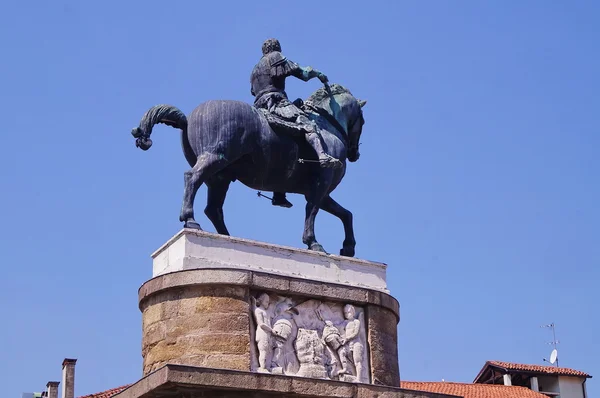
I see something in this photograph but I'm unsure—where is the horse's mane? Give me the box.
[306,84,354,106]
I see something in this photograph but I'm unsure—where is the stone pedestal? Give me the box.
[152,229,388,293]
[130,229,438,397]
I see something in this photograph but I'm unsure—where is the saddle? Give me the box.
[256,98,310,139]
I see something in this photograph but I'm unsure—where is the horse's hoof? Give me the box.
[184,220,202,230]
[340,247,355,257]
[309,242,327,253]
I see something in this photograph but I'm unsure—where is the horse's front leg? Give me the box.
[302,199,326,252]
[302,175,332,253]
[320,195,356,257]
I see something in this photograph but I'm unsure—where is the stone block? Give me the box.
[179,333,250,355]
[116,365,456,398]
[289,378,355,397]
[356,385,453,398]
[141,304,162,328]
[164,313,249,339]
[144,341,186,364]
[188,354,250,371]
[186,284,247,299]
[367,305,400,387]
[380,293,400,320]
[163,268,252,287]
[252,272,290,292]
[367,306,398,336]
[142,321,166,347]
[289,279,324,297]
[160,299,180,321]
[195,295,248,314]
[152,229,389,293]
[323,284,367,303]
[142,360,167,376]
[366,290,383,306]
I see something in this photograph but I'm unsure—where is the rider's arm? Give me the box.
[292,65,328,84]
[270,52,328,84]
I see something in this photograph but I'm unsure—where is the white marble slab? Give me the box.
[152,229,389,293]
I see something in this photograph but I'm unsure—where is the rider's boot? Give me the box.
[306,131,343,169]
[272,192,293,208]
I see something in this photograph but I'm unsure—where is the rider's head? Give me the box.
[262,38,281,55]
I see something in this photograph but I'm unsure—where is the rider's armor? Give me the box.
[251,40,342,208]
[251,51,314,134]
[250,48,341,168]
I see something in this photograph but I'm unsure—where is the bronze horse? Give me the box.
[131,84,366,256]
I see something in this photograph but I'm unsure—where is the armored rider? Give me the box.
[251,38,342,208]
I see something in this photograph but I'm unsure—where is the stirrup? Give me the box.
[272,197,293,208]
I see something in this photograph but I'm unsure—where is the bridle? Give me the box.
[303,97,362,153]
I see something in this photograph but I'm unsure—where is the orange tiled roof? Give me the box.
[485,360,591,378]
[402,381,548,398]
[78,385,130,398]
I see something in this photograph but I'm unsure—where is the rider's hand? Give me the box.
[318,73,329,85]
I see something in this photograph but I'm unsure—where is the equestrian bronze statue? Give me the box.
[131,38,367,257]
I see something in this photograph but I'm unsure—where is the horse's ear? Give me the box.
[358,99,367,108]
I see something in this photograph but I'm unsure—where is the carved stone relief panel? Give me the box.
[250,292,370,383]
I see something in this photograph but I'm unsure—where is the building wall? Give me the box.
[558,376,586,398]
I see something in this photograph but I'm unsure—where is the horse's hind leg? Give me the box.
[179,153,228,229]
[204,175,231,235]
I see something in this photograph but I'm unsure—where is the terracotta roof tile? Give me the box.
[78,385,130,398]
[402,381,548,398]
[486,360,591,378]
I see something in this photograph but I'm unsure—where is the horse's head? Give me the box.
[347,98,366,162]
[306,84,367,162]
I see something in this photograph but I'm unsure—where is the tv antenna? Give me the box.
[541,322,559,367]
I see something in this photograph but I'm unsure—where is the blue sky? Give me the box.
[1,1,598,397]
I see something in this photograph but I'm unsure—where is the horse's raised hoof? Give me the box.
[339,247,355,257]
[184,220,202,230]
[309,242,327,253]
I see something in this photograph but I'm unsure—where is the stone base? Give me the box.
[151,229,389,293]
[139,268,400,386]
[114,365,457,398]
[139,230,401,387]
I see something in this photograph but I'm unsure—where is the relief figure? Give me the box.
[252,293,275,373]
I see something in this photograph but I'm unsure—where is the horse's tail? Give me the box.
[131,105,187,151]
